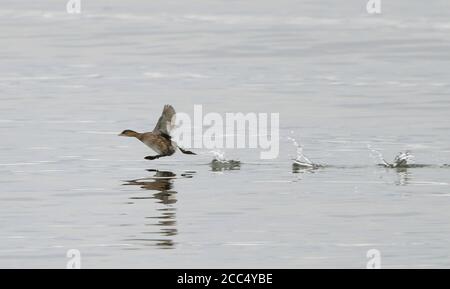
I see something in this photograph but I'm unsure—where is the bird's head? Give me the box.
[119,129,138,137]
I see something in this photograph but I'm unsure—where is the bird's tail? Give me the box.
[179,147,196,155]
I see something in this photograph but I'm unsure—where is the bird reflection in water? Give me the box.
[123,169,194,249]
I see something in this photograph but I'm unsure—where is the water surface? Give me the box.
[1,0,450,268]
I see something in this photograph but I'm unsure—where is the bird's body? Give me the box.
[119,105,196,160]
[140,133,176,155]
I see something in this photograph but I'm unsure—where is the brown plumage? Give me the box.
[119,105,196,160]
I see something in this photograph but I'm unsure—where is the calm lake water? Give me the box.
[1,0,450,268]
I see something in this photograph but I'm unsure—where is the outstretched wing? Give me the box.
[153,105,176,137]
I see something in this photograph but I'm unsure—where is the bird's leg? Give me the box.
[144,155,165,160]
[179,147,196,155]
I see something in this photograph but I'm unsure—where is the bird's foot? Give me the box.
[145,155,162,160]
[179,147,197,155]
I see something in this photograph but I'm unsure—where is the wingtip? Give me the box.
[164,104,176,114]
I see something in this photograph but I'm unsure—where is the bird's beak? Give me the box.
[118,133,124,136]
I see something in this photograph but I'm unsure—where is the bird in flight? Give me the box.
[119,105,196,160]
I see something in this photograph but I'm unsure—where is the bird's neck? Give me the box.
[130,131,142,139]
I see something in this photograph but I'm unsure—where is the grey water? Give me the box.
[1,0,450,268]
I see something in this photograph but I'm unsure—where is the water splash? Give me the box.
[209,151,241,171]
[367,145,390,167]
[210,150,227,163]
[392,151,414,168]
[288,136,317,168]
[368,145,414,168]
